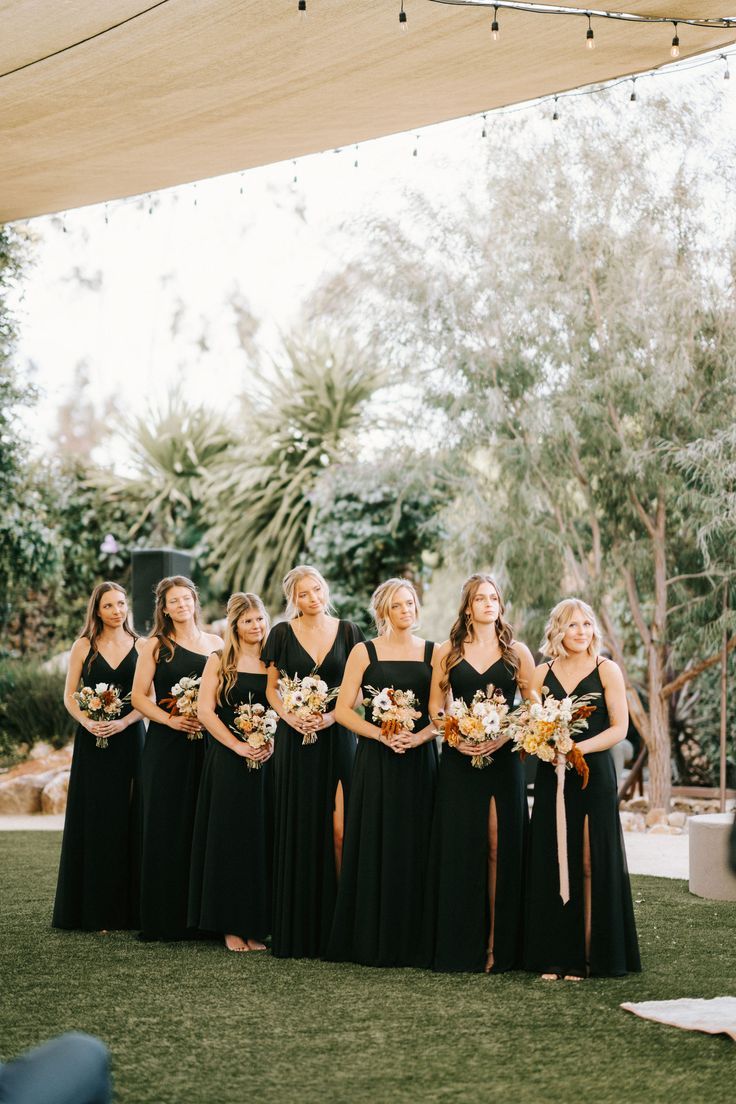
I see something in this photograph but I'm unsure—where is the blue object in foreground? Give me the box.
[0,1032,111,1104]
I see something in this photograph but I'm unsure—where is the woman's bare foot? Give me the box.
[541,973,561,981]
[246,939,267,951]
[563,974,584,982]
[484,949,495,974]
[225,934,249,952]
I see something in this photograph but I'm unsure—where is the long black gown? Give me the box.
[261,619,364,959]
[139,643,211,941]
[53,644,143,930]
[188,671,272,941]
[425,657,527,973]
[326,638,438,968]
[523,658,641,977]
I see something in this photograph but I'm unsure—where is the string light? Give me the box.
[292,160,298,184]
[585,13,595,51]
[629,78,637,103]
[670,22,680,58]
[491,5,500,40]
[552,95,560,120]
[297,0,306,19]
[354,144,359,168]
[399,1,407,31]
[723,54,731,80]
[413,133,420,156]
[481,113,487,137]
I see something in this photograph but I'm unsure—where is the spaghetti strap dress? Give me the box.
[326,638,438,968]
[53,644,143,930]
[188,671,272,941]
[522,659,641,977]
[261,619,365,959]
[139,643,211,941]
[425,657,527,972]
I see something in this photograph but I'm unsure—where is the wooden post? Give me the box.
[720,584,729,815]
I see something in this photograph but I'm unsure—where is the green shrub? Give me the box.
[0,659,74,763]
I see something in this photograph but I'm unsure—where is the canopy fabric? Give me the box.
[2,0,735,221]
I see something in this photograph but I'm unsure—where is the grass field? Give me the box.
[1,832,735,1104]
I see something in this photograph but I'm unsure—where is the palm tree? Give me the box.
[203,332,385,607]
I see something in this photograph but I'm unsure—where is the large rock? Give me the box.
[0,769,59,814]
[0,744,73,782]
[619,811,646,833]
[648,823,683,836]
[645,807,668,827]
[41,771,70,814]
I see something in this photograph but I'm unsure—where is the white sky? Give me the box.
[11,48,736,470]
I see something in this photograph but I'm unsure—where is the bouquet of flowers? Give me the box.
[508,688,599,902]
[73,682,127,748]
[436,686,510,768]
[230,698,278,769]
[364,685,421,740]
[277,669,338,745]
[160,675,202,740]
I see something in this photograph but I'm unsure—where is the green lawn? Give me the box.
[1,833,734,1104]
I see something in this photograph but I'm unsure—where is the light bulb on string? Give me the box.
[298,0,306,19]
[670,22,680,59]
[723,54,731,80]
[491,6,499,41]
[630,79,637,103]
[481,113,487,139]
[413,134,420,157]
[552,96,560,122]
[292,160,298,185]
[354,144,359,169]
[586,14,595,51]
[399,2,407,32]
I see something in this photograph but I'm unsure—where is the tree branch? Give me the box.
[629,487,657,539]
[623,567,653,649]
[661,634,736,698]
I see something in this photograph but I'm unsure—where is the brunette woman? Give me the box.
[53,582,145,931]
[523,598,641,979]
[188,593,274,952]
[131,576,221,941]
[424,574,534,973]
[262,565,364,958]
[325,578,437,968]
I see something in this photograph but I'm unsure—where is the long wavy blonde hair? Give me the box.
[80,582,137,663]
[540,598,602,659]
[440,573,518,694]
[150,575,202,662]
[369,578,421,636]
[215,592,270,704]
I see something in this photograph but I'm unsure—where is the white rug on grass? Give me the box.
[621,998,736,1041]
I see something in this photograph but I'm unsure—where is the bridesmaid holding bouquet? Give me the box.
[425,574,534,973]
[522,598,640,979]
[132,576,221,941]
[326,578,438,968]
[262,565,364,959]
[53,582,145,931]
[188,592,274,952]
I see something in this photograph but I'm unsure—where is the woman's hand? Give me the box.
[94,717,128,740]
[285,712,315,738]
[232,741,272,763]
[313,712,336,731]
[167,714,202,735]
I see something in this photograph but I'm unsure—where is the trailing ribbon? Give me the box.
[555,755,570,905]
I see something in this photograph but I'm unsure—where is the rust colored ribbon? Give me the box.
[555,743,590,905]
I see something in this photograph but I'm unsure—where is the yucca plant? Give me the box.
[203,333,385,607]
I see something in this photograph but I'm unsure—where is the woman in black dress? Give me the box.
[263,564,364,959]
[425,574,534,973]
[189,592,274,952]
[326,578,438,968]
[523,598,641,979]
[131,575,221,941]
[53,582,145,931]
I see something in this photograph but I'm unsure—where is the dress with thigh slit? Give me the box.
[522,659,641,977]
[425,657,527,972]
[53,644,143,930]
[325,638,438,968]
[262,619,364,959]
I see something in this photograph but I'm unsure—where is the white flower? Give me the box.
[316,679,328,695]
[530,702,544,720]
[171,682,182,696]
[302,677,317,691]
[373,691,392,713]
[94,683,109,693]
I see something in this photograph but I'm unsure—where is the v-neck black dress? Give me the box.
[53,643,143,930]
[261,618,364,959]
[188,671,272,941]
[424,656,527,973]
[522,659,641,977]
[326,638,438,968]
[139,642,213,941]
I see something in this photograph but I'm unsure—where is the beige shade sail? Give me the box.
[2,0,736,222]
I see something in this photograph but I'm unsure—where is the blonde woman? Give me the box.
[53,582,145,931]
[188,593,273,952]
[132,576,221,941]
[425,574,534,973]
[522,598,640,979]
[262,565,364,958]
[325,578,438,967]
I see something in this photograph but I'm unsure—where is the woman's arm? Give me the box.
[400,644,441,749]
[63,638,99,732]
[334,643,388,743]
[575,660,629,755]
[130,638,201,734]
[428,640,451,726]
[197,655,271,762]
[265,665,320,739]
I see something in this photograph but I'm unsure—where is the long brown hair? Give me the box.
[440,573,519,694]
[215,592,270,704]
[150,575,202,662]
[80,582,137,662]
